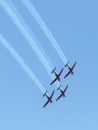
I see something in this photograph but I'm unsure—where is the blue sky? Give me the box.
[0,0,98,129]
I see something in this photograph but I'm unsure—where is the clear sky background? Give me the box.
[0,0,98,129]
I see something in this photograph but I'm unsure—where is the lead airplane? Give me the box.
[56,85,68,101]
[50,67,64,85]
[64,61,76,79]
[43,90,55,108]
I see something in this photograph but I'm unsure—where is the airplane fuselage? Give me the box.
[70,68,73,74]
[60,90,65,97]
[54,72,61,81]
[57,76,60,81]
[68,66,74,74]
[46,95,52,103]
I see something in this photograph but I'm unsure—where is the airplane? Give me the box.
[56,84,68,101]
[64,61,76,79]
[50,67,64,85]
[43,90,55,108]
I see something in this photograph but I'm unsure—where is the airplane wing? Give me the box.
[72,62,76,70]
[50,77,58,85]
[64,71,70,79]
[56,94,62,101]
[63,85,68,93]
[43,100,50,108]
[58,68,64,77]
[50,90,55,98]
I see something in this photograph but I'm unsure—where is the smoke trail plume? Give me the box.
[0,34,45,94]
[0,0,60,87]
[22,0,68,64]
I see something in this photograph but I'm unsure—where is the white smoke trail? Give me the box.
[0,0,60,87]
[10,1,54,70]
[0,34,45,94]
[0,0,51,74]
[21,0,68,64]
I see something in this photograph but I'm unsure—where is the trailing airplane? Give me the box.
[56,85,68,101]
[43,90,55,108]
[50,67,64,85]
[64,61,76,79]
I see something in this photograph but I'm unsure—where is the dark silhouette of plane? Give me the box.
[64,61,76,79]
[43,90,55,108]
[56,85,68,101]
[50,67,64,85]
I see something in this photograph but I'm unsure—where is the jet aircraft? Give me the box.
[64,61,76,79]
[50,67,64,85]
[43,90,55,108]
[56,85,68,101]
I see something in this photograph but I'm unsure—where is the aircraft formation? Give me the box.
[0,1,77,109]
[43,61,76,108]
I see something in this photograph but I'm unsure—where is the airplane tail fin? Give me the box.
[72,61,77,69]
[57,87,60,91]
[57,84,62,90]
[51,67,56,74]
[65,61,69,68]
[43,90,47,97]
[50,90,55,98]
